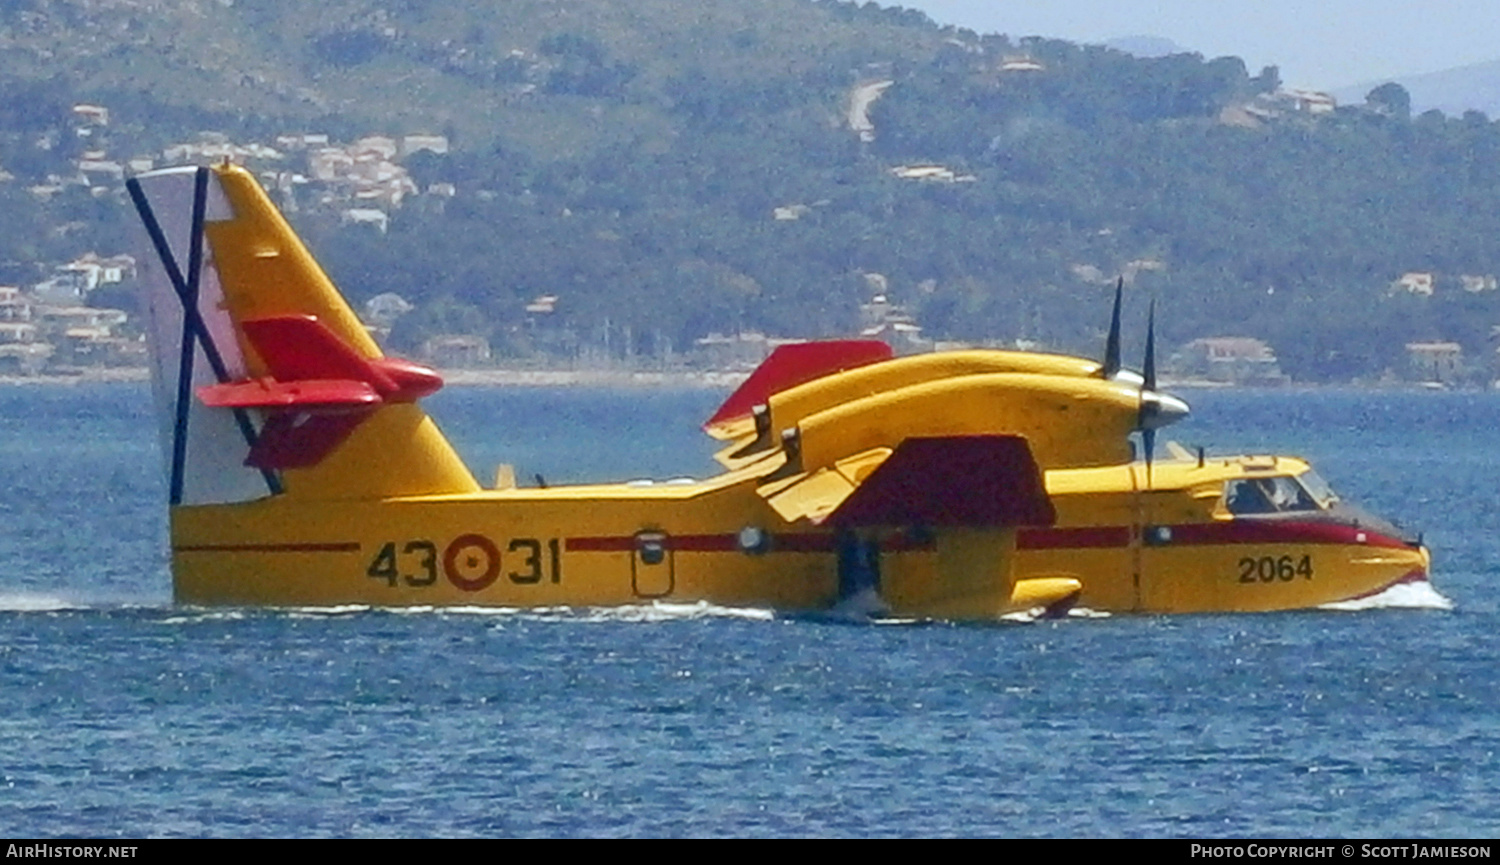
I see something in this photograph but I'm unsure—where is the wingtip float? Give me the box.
[129,163,1432,618]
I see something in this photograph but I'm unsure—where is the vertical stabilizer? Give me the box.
[129,164,479,503]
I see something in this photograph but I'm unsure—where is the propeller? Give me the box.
[1134,298,1191,487]
[1101,281,1188,485]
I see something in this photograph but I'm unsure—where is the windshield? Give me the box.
[1224,475,1324,515]
[1296,469,1338,507]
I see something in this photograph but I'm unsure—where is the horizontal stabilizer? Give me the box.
[705,340,892,434]
[829,435,1056,528]
[198,378,380,410]
[243,315,396,392]
[192,315,446,471]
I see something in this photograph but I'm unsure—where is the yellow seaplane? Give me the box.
[128,163,1431,618]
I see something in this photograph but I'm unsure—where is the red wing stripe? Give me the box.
[176,542,362,553]
[564,533,929,554]
[564,537,636,553]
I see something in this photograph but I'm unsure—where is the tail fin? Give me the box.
[128,164,478,503]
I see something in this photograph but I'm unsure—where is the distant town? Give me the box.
[2,96,1496,388]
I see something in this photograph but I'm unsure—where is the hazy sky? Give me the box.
[904,1,1500,90]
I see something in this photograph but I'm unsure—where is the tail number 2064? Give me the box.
[366,536,562,592]
[1238,554,1313,584]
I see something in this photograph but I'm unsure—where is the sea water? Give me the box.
[0,383,1494,837]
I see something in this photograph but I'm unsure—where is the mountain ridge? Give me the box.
[3,0,1500,383]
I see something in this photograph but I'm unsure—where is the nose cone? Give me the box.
[1140,391,1191,429]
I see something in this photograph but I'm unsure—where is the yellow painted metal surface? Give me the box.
[206,166,479,501]
[1011,458,1429,613]
[150,164,1431,618]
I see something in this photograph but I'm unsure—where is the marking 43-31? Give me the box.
[367,535,561,591]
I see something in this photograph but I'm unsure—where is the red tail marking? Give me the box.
[828,435,1056,529]
[246,412,370,470]
[242,316,399,394]
[705,340,892,429]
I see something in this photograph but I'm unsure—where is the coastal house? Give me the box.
[1244,88,1338,121]
[34,306,128,338]
[275,133,331,151]
[308,147,355,182]
[0,287,31,322]
[423,334,491,368]
[1406,342,1462,383]
[1394,272,1435,296]
[1461,274,1498,293]
[999,56,1045,73]
[1176,337,1288,385]
[401,134,450,157]
[163,135,283,166]
[72,104,110,126]
[525,295,558,316]
[1283,89,1337,114]
[889,164,977,183]
[32,254,135,304]
[859,293,929,354]
[77,159,124,184]
[340,208,389,233]
[0,322,51,375]
[352,136,399,161]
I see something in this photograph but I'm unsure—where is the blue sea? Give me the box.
[0,383,1495,838]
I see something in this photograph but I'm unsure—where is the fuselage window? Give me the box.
[1225,479,1276,515]
[1224,476,1323,515]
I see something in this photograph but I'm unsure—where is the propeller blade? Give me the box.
[1140,298,1158,486]
[1142,426,1155,488]
[1102,277,1123,378]
[1142,297,1157,393]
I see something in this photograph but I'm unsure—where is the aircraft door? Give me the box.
[1135,473,1219,613]
[632,531,675,598]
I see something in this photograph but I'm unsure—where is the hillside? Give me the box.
[1337,59,1500,119]
[4,0,1500,382]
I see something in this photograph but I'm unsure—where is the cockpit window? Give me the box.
[1224,476,1323,515]
[1296,470,1338,507]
